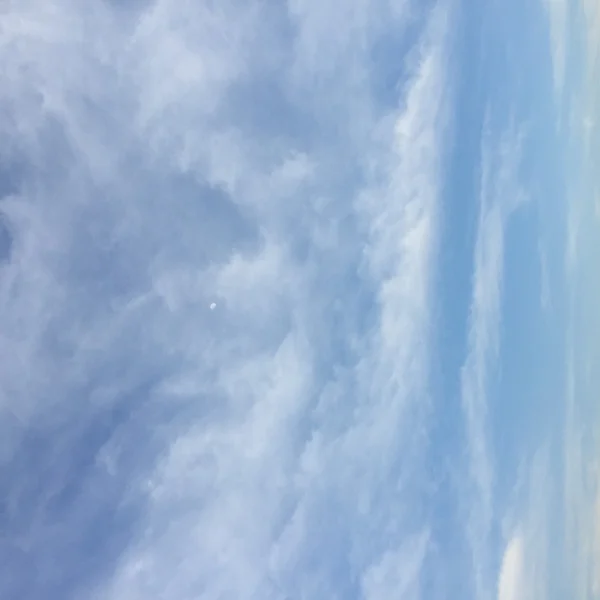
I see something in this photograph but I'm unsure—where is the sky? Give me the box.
[0,1,598,600]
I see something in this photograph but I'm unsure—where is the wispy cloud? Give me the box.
[543,0,568,102]
[497,533,524,600]
[460,122,526,600]
[496,444,553,600]
[0,1,455,600]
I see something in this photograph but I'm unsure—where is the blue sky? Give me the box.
[0,1,598,599]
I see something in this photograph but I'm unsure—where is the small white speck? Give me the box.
[210,303,217,310]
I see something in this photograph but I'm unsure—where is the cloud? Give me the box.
[0,1,455,600]
[460,122,526,600]
[543,0,568,101]
[497,534,524,600]
[496,445,554,600]
[99,5,455,600]
[360,531,429,600]
[592,475,600,596]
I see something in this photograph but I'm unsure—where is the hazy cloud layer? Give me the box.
[0,2,458,599]
[1,1,566,599]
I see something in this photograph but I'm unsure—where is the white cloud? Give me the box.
[496,445,554,600]
[101,5,454,599]
[0,1,455,599]
[460,122,526,600]
[592,476,600,596]
[497,534,524,600]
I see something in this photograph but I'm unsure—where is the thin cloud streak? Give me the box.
[460,123,526,600]
[542,0,568,101]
